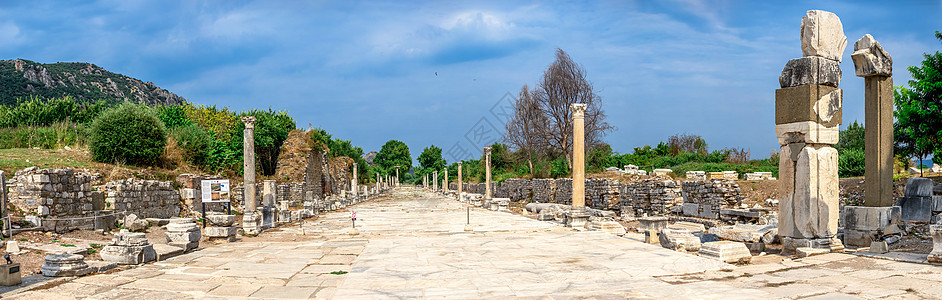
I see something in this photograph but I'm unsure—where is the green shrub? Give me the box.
[155,105,193,129]
[550,158,570,178]
[89,103,167,166]
[838,148,865,177]
[0,122,86,149]
[171,124,212,166]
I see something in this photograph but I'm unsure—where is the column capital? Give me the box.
[241,116,256,129]
[852,34,892,77]
[570,103,587,119]
[457,161,462,166]
[483,146,492,155]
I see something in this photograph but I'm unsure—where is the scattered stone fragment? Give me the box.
[797,247,830,258]
[41,253,90,277]
[869,240,889,254]
[929,225,942,263]
[698,241,751,264]
[84,261,117,273]
[659,228,701,252]
[153,244,185,261]
[100,230,156,265]
[5,241,19,253]
[851,34,892,77]
[800,10,847,62]
[668,222,706,233]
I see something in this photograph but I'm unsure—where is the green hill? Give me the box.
[0,59,186,105]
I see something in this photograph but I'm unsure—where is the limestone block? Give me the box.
[169,241,198,251]
[84,261,117,273]
[905,177,935,197]
[841,206,900,231]
[637,216,669,233]
[708,224,775,243]
[929,225,942,263]
[5,241,19,253]
[698,241,751,264]
[659,228,701,252]
[780,56,842,88]
[778,144,839,239]
[100,244,156,265]
[0,263,21,286]
[41,253,89,277]
[206,214,236,227]
[682,203,699,217]
[775,85,842,127]
[111,230,150,247]
[153,244,184,261]
[668,221,706,233]
[165,225,201,244]
[597,221,626,236]
[205,226,238,238]
[652,169,673,177]
[869,240,889,254]
[800,10,847,62]
[852,34,892,77]
[775,122,839,146]
[796,247,829,258]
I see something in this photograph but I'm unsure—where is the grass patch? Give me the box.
[60,244,75,247]
[329,271,348,275]
[90,243,104,249]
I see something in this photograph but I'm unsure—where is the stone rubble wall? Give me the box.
[8,168,98,217]
[500,179,531,202]
[101,179,181,219]
[681,180,744,208]
[620,178,683,217]
[531,179,555,203]
[554,179,573,204]
[587,179,621,211]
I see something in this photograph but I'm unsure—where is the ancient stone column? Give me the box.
[351,163,358,200]
[395,166,400,187]
[433,171,439,191]
[775,10,845,254]
[851,34,894,207]
[841,34,901,248]
[0,170,6,238]
[571,103,587,208]
[444,168,448,193]
[241,116,260,235]
[457,162,463,199]
[484,146,492,199]
[262,180,276,228]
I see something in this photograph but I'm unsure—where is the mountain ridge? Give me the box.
[0,59,186,106]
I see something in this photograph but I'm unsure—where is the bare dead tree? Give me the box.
[667,133,708,156]
[504,84,547,175]
[532,48,613,167]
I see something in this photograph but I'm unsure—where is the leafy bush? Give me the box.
[838,148,865,177]
[171,124,212,167]
[155,105,193,129]
[550,158,570,178]
[0,122,86,149]
[89,103,167,166]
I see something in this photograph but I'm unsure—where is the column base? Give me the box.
[261,206,275,229]
[242,214,261,236]
[566,208,589,229]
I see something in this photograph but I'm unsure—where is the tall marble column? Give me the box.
[241,116,260,235]
[351,163,358,200]
[571,104,587,208]
[457,162,463,199]
[484,146,492,199]
[395,166,400,187]
[444,168,448,193]
[433,171,438,191]
[776,10,846,253]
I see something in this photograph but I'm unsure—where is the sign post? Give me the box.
[200,179,232,228]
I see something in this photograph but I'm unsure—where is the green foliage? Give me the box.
[155,104,193,129]
[89,103,167,166]
[894,31,942,166]
[244,108,296,176]
[375,140,411,174]
[837,120,865,152]
[171,124,213,167]
[418,145,446,170]
[587,144,613,172]
[0,96,110,128]
[0,122,86,149]
[550,158,570,178]
[838,148,866,177]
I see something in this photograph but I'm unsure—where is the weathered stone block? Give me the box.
[668,221,706,233]
[659,228,701,252]
[708,224,774,243]
[100,244,156,265]
[205,226,238,238]
[775,122,839,146]
[698,241,751,264]
[852,34,892,77]
[682,203,699,217]
[0,263,21,286]
[778,144,839,240]
[775,85,842,127]
[905,177,935,197]
[899,196,933,222]
[41,253,89,277]
[780,56,842,88]
[796,247,829,258]
[168,241,198,251]
[800,10,847,62]
[929,225,942,263]
[153,244,184,261]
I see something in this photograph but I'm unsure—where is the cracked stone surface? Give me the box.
[5,187,942,299]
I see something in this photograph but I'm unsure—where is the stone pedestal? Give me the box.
[777,10,845,255]
[262,180,276,228]
[929,225,942,263]
[41,254,89,277]
[638,217,669,244]
[101,230,156,265]
[165,218,200,251]
[242,213,260,236]
[0,263,21,285]
[566,208,589,229]
[842,206,900,247]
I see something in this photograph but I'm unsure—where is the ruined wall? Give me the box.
[101,179,181,219]
[619,178,683,217]
[531,179,555,203]
[499,179,531,202]
[8,168,98,217]
[587,179,622,211]
[554,179,572,204]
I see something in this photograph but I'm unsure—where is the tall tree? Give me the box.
[895,31,942,176]
[504,84,546,175]
[532,48,613,167]
[418,145,447,171]
[374,140,412,175]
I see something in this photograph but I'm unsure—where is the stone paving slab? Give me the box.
[5,187,942,299]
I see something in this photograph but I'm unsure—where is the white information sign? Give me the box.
[201,179,230,203]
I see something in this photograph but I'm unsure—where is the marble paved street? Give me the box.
[7,187,942,299]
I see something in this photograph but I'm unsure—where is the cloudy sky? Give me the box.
[0,0,939,163]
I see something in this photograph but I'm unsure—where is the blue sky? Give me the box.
[0,1,939,163]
